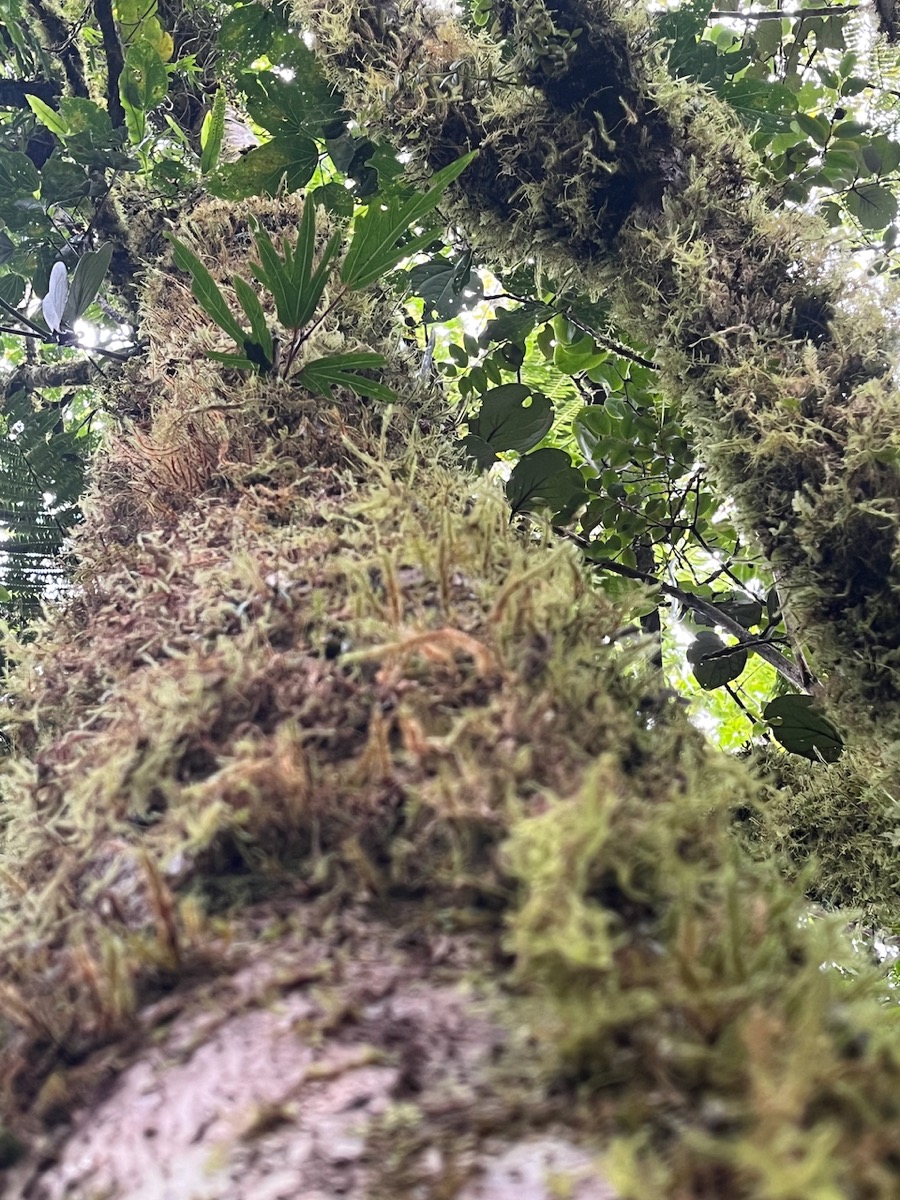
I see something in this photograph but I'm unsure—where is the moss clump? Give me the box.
[295,0,900,923]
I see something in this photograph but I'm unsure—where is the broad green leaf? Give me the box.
[686,630,747,690]
[310,182,354,219]
[506,447,588,517]
[573,406,612,467]
[208,135,318,199]
[120,40,168,111]
[298,352,395,402]
[764,694,843,762]
[25,93,68,137]
[795,112,829,147]
[459,433,498,471]
[341,151,477,291]
[218,3,277,64]
[42,261,67,332]
[480,302,554,347]
[408,251,483,320]
[200,88,227,176]
[62,244,112,327]
[845,183,897,230]
[243,61,345,140]
[232,276,273,369]
[40,157,91,206]
[0,153,40,201]
[167,235,249,348]
[469,384,553,453]
[0,275,25,307]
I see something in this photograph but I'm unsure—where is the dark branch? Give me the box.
[707,6,859,18]
[557,528,810,692]
[93,0,126,128]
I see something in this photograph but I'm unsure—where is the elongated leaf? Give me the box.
[248,225,293,328]
[25,93,68,137]
[298,353,395,402]
[233,275,273,368]
[200,87,227,175]
[250,211,340,331]
[207,351,257,369]
[167,235,248,348]
[61,243,112,327]
[42,261,68,332]
[341,151,477,291]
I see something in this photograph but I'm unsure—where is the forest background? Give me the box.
[0,0,899,1195]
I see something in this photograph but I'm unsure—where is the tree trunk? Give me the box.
[295,0,900,927]
[0,17,899,1200]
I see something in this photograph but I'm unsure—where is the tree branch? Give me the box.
[707,6,859,19]
[4,360,95,402]
[557,528,810,692]
[93,0,126,128]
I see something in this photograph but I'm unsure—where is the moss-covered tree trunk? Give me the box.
[294,0,900,926]
[1,11,900,1200]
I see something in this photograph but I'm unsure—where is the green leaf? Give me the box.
[298,353,396,402]
[61,244,112,327]
[206,351,257,370]
[310,182,354,219]
[341,151,477,291]
[763,694,843,762]
[0,153,40,201]
[480,303,554,347]
[573,406,612,467]
[218,3,277,64]
[39,157,91,206]
[469,384,553,453]
[459,433,498,471]
[167,234,249,348]
[249,205,340,330]
[120,40,168,140]
[795,112,830,147]
[200,87,227,175]
[715,590,763,629]
[686,631,747,690]
[25,93,68,137]
[232,276,273,369]
[243,61,345,141]
[208,135,318,199]
[408,251,483,320]
[845,183,898,230]
[0,275,25,307]
[506,447,587,517]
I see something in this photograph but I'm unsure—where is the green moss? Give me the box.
[295,0,900,922]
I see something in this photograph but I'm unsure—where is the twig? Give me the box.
[707,6,858,19]
[557,528,810,692]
